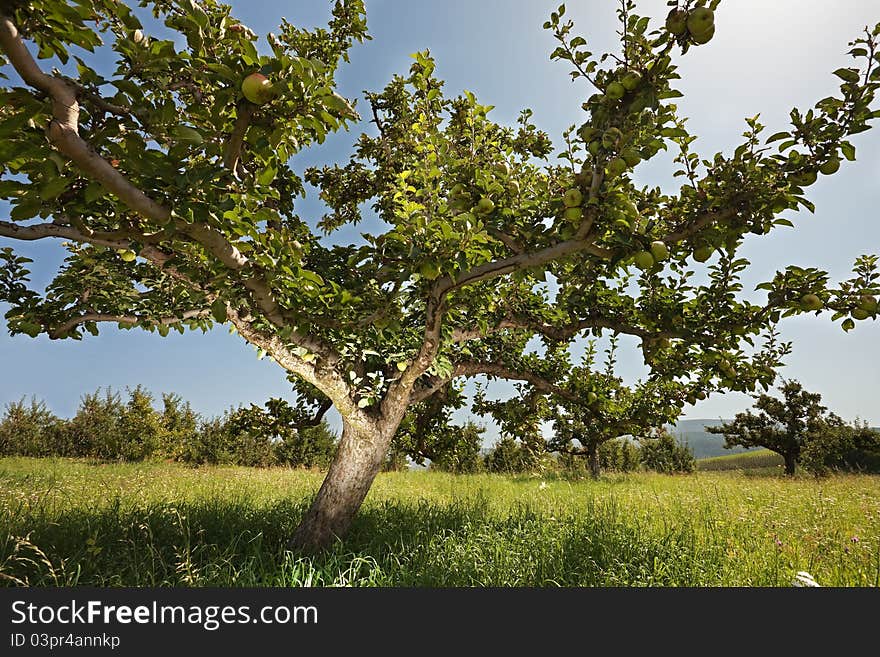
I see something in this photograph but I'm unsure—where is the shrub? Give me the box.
[64,389,125,459]
[0,397,67,457]
[639,430,695,474]
[485,436,530,474]
[429,422,484,474]
[801,421,880,475]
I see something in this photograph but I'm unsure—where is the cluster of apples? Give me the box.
[665,6,715,45]
[579,125,642,180]
[602,68,643,105]
[633,239,670,271]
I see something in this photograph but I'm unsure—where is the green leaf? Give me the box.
[832,68,861,83]
[172,125,204,144]
[258,166,277,185]
[211,300,228,323]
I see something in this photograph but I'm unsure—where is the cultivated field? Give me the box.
[1,458,878,587]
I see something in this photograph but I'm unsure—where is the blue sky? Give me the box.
[1,0,878,434]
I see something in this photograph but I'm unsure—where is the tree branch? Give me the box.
[223,102,255,172]
[410,360,578,405]
[48,309,210,339]
[0,15,171,223]
[452,315,675,343]
[0,219,173,266]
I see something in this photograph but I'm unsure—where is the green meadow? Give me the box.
[1,458,877,587]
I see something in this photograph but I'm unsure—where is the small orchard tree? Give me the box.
[1,1,879,549]
[638,428,695,473]
[392,382,485,473]
[707,380,838,475]
[475,339,696,478]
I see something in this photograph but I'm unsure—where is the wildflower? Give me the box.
[793,571,820,587]
[538,482,548,491]
[851,536,860,544]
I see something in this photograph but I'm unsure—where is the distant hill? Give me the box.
[667,419,761,460]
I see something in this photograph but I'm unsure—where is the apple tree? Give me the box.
[1,0,879,550]
[707,380,839,475]
[476,337,710,479]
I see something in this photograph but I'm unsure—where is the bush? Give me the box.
[599,438,641,473]
[224,399,338,468]
[429,422,484,474]
[801,421,880,475]
[64,389,125,460]
[0,397,67,457]
[639,430,695,474]
[160,393,201,460]
[485,436,531,474]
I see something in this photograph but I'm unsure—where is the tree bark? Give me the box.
[783,452,797,476]
[290,414,397,552]
[588,444,601,479]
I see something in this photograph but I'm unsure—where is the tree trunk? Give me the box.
[783,452,797,476]
[588,444,600,479]
[290,414,396,552]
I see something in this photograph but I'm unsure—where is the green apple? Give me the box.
[241,72,276,105]
[602,127,623,149]
[508,180,520,195]
[819,157,840,175]
[578,125,599,142]
[449,194,471,212]
[494,162,510,177]
[852,308,871,321]
[588,140,602,156]
[419,262,441,280]
[563,188,583,207]
[858,294,878,313]
[687,8,715,38]
[691,24,715,44]
[564,207,583,222]
[120,249,137,262]
[450,183,465,196]
[695,390,707,401]
[634,250,655,270]
[800,293,823,311]
[621,71,642,91]
[693,245,714,262]
[605,82,626,101]
[606,157,627,179]
[475,197,495,215]
[650,240,669,262]
[586,392,599,405]
[665,9,688,36]
[621,148,642,167]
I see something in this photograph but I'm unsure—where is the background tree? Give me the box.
[800,419,880,475]
[542,338,696,478]
[707,379,837,475]
[391,382,485,473]
[639,428,695,473]
[1,1,879,549]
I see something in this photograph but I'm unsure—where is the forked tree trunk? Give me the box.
[588,444,601,479]
[290,414,397,552]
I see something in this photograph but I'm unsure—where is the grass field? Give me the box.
[696,449,785,472]
[1,458,878,587]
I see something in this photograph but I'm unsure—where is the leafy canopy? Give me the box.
[0,0,878,432]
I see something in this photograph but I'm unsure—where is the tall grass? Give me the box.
[697,449,785,472]
[1,458,878,586]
